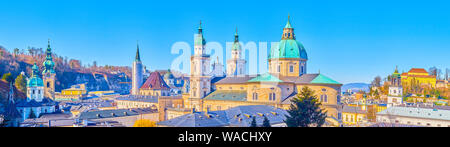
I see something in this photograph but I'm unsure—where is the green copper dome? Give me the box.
[231,29,241,50]
[269,16,308,60]
[28,63,44,87]
[194,21,206,46]
[269,39,308,59]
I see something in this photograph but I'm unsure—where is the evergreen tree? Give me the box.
[285,86,327,127]
[28,109,37,119]
[250,116,257,127]
[262,115,271,127]
[14,74,27,93]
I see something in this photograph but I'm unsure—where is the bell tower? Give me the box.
[226,28,246,76]
[42,39,56,99]
[188,21,211,111]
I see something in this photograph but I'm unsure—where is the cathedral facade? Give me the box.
[181,17,343,125]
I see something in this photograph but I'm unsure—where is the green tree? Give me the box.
[15,74,27,93]
[262,116,271,127]
[250,116,257,127]
[1,73,13,83]
[285,86,327,127]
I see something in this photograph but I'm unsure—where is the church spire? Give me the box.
[198,20,203,34]
[135,41,141,62]
[285,14,293,29]
[234,27,239,42]
[43,39,55,74]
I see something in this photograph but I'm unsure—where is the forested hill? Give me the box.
[0,45,132,95]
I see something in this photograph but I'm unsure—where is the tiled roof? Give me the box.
[408,68,428,73]
[140,72,170,90]
[158,105,289,127]
[203,90,247,101]
[377,106,450,121]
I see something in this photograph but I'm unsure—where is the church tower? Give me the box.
[132,42,143,95]
[28,63,45,102]
[387,66,403,106]
[269,15,308,77]
[188,21,211,110]
[226,28,246,76]
[42,39,56,99]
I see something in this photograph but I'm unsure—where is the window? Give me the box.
[269,93,276,101]
[289,65,294,72]
[277,65,280,72]
[252,93,258,100]
[320,95,328,103]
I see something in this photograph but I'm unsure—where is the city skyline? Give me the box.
[1,0,449,84]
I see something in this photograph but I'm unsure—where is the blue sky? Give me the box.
[0,0,449,84]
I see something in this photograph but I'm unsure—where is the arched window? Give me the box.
[277,65,281,72]
[289,65,294,72]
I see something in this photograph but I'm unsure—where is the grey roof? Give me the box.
[203,90,247,101]
[368,123,422,127]
[16,98,58,107]
[342,105,367,114]
[279,74,320,84]
[225,105,289,127]
[158,111,229,127]
[115,95,158,103]
[214,76,256,84]
[158,105,289,127]
[78,108,153,120]
[377,106,450,121]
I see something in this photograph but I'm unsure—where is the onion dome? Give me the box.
[231,28,242,51]
[42,39,55,74]
[194,20,206,46]
[269,15,308,60]
[27,63,44,87]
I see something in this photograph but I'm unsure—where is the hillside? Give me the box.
[0,45,132,95]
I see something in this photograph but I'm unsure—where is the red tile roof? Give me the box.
[408,68,428,73]
[140,72,170,90]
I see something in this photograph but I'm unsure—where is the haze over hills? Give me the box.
[341,83,370,93]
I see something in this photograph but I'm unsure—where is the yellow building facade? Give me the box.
[401,68,436,88]
[180,16,343,126]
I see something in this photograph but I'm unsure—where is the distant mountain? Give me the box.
[341,83,370,93]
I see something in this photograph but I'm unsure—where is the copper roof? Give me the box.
[140,72,170,90]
